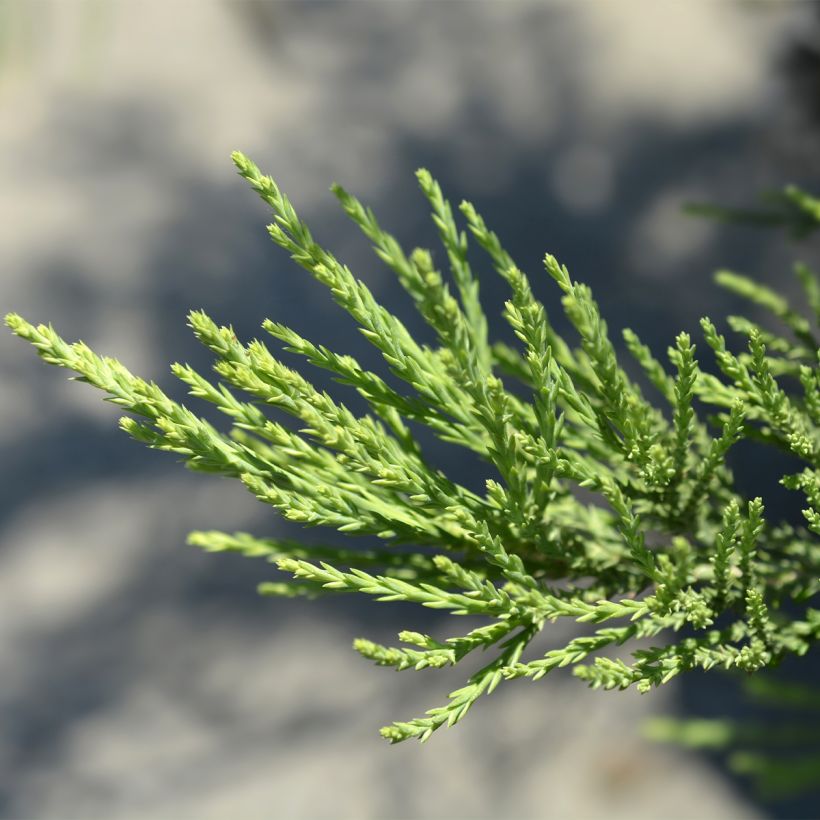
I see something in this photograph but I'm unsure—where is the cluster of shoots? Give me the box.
[6,154,819,749]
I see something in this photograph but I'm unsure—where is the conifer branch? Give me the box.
[5,156,819,745]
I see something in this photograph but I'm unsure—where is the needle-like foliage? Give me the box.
[6,154,820,744]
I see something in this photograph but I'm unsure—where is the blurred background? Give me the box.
[2,1,820,817]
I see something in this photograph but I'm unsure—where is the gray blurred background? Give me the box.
[2,1,820,818]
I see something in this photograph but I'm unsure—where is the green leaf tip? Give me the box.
[5,312,33,336]
[230,149,251,169]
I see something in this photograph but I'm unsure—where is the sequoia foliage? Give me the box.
[6,154,820,746]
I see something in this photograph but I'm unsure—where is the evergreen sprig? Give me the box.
[6,154,820,744]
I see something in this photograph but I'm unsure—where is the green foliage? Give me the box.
[644,675,820,799]
[684,185,820,240]
[6,154,820,746]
